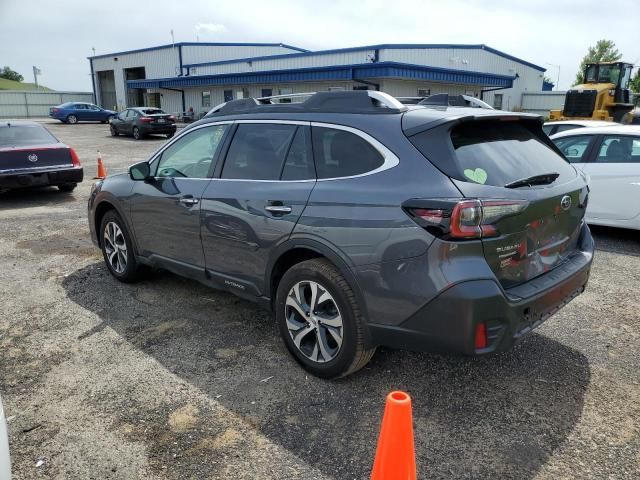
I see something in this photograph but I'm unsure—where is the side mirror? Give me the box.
[129,161,151,181]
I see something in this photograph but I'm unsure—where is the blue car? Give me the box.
[49,102,117,125]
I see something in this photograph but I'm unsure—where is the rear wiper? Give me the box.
[504,172,559,189]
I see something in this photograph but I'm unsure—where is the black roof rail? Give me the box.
[205,90,407,117]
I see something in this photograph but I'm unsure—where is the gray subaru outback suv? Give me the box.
[88,91,594,378]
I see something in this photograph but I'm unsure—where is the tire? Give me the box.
[275,258,375,378]
[100,210,141,283]
[166,132,174,139]
[58,183,76,192]
[67,114,78,125]
[133,127,142,140]
[110,124,118,136]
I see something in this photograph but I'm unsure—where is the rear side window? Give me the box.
[0,124,57,147]
[411,121,575,187]
[222,123,297,180]
[595,135,640,163]
[281,127,315,180]
[311,127,384,179]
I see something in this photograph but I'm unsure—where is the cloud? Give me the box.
[195,23,227,34]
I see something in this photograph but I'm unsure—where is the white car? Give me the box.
[551,125,640,230]
[0,395,10,480]
[543,120,616,137]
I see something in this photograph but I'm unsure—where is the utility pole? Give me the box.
[32,66,41,89]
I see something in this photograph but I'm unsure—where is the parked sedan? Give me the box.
[49,102,117,125]
[0,394,10,480]
[543,120,615,136]
[0,121,83,192]
[551,125,640,230]
[110,108,176,140]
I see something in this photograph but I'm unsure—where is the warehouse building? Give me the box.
[89,42,547,116]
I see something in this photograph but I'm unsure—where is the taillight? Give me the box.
[140,117,153,123]
[69,148,81,167]
[52,108,59,113]
[405,199,528,240]
[168,115,176,122]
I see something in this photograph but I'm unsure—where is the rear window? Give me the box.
[411,121,575,187]
[0,124,57,147]
[141,108,165,115]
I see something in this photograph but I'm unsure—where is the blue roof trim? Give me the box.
[183,43,545,72]
[127,62,515,90]
[88,42,307,60]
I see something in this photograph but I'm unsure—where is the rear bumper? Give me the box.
[139,124,176,135]
[0,166,83,189]
[368,223,594,354]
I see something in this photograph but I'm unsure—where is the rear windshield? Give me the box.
[141,108,165,115]
[0,124,57,147]
[411,121,575,187]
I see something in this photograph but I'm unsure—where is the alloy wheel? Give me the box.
[285,280,344,363]
[103,221,127,274]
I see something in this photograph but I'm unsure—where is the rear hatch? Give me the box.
[139,109,174,126]
[0,123,74,171]
[406,115,588,289]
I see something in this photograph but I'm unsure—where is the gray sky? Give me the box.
[1,0,638,91]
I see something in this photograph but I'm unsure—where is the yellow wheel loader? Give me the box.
[550,62,634,122]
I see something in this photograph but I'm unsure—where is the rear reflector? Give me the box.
[474,323,488,349]
[69,148,81,167]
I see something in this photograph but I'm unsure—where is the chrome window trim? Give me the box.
[144,120,399,183]
[310,122,399,181]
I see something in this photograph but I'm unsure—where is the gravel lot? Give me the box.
[1,120,639,479]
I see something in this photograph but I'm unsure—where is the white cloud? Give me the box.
[195,23,227,34]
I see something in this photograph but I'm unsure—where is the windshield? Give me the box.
[597,64,621,84]
[0,124,57,147]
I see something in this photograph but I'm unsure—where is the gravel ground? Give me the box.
[1,120,639,479]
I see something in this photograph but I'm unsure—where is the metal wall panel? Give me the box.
[0,91,94,118]
[521,91,566,115]
[182,45,299,66]
[190,50,375,76]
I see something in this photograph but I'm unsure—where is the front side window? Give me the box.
[596,135,640,163]
[552,135,593,163]
[155,125,228,178]
[222,123,297,180]
[311,127,385,179]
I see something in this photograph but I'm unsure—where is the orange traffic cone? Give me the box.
[371,391,417,480]
[94,150,107,179]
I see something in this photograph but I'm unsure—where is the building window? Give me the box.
[224,90,233,102]
[493,94,503,109]
[190,67,197,75]
[202,91,211,107]
[278,87,293,103]
[261,88,273,97]
[418,88,430,97]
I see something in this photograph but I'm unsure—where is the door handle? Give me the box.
[264,205,292,214]
[179,197,199,206]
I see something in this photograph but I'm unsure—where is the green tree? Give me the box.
[630,69,640,93]
[574,39,622,85]
[0,66,23,82]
